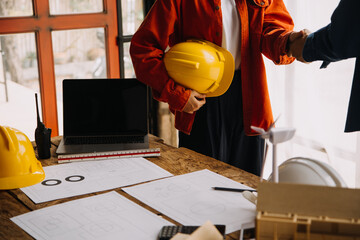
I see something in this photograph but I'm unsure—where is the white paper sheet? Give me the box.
[123,169,256,234]
[21,157,173,203]
[11,191,173,240]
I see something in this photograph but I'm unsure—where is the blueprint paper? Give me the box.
[21,157,173,203]
[11,191,173,240]
[123,169,256,234]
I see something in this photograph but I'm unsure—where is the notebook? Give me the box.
[56,78,149,155]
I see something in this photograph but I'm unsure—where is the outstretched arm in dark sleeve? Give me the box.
[303,0,360,63]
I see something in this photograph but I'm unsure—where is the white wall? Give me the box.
[264,0,359,188]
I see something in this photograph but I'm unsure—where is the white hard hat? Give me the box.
[268,157,347,187]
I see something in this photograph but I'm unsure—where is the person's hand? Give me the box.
[287,29,311,62]
[182,90,206,114]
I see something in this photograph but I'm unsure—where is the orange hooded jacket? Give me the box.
[130,0,295,135]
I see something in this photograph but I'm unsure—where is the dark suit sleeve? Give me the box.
[302,0,360,64]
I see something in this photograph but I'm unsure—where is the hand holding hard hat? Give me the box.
[182,90,206,114]
[164,39,235,97]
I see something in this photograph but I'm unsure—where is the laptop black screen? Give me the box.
[63,79,148,137]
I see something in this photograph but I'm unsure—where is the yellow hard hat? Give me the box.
[164,39,235,97]
[0,126,45,189]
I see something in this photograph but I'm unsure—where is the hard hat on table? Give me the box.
[0,125,45,189]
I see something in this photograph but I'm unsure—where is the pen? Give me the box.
[212,187,257,193]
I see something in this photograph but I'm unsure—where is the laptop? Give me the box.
[56,78,149,155]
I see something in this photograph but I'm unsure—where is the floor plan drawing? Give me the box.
[21,157,173,203]
[123,169,256,234]
[11,191,173,240]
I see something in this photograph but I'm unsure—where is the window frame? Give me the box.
[0,0,120,136]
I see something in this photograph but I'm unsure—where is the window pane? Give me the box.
[52,28,107,135]
[122,0,144,35]
[267,0,358,187]
[0,33,40,141]
[124,42,135,78]
[0,0,33,17]
[49,0,103,15]
[285,0,358,153]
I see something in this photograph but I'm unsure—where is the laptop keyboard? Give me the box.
[65,136,144,145]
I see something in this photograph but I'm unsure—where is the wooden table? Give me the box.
[0,135,260,240]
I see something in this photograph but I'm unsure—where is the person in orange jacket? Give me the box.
[130,0,301,175]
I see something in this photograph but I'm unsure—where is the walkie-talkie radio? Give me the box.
[34,93,52,159]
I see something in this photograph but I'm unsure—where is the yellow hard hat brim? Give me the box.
[204,42,235,97]
[0,168,45,190]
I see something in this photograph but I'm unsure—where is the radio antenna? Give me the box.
[35,93,42,125]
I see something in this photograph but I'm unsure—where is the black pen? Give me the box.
[212,187,257,193]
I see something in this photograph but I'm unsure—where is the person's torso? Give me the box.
[171,0,269,48]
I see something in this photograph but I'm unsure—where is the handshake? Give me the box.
[287,29,311,63]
